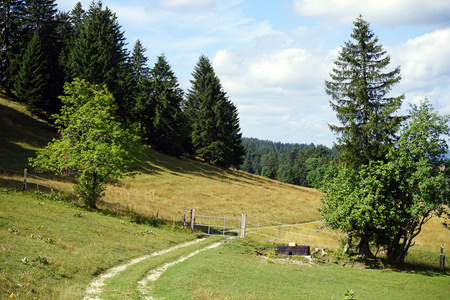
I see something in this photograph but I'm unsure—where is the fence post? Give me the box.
[23,168,27,191]
[439,244,444,271]
[240,213,246,238]
[183,214,186,229]
[189,209,195,233]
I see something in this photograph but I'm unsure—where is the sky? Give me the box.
[56,0,450,148]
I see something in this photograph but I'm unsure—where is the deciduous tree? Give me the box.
[319,99,450,262]
[29,79,143,208]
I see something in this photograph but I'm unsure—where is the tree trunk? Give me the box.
[342,231,353,255]
[357,236,375,259]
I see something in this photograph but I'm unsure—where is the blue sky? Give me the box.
[56,0,450,147]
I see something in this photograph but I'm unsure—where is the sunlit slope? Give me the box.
[0,96,322,223]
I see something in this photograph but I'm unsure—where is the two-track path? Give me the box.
[83,237,226,300]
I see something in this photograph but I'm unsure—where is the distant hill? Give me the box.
[240,137,338,188]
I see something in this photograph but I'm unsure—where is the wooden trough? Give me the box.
[275,243,310,256]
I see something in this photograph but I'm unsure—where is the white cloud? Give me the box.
[390,28,450,114]
[292,0,450,27]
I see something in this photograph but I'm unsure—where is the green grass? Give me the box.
[99,237,223,300]
[1,96,450,299]
[0,190,195,299]
[151,238,450,300]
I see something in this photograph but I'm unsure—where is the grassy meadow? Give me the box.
[1,96,449,299]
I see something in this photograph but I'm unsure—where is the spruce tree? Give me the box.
[0,0,26,95]
[14,33,49,114]
[186,55,245,167]
[149,54,188,156]
[22,0,63,115]
[129,39,151,123]
[325,16,404,169]
[66,1,130,118]
[324,16,405,257]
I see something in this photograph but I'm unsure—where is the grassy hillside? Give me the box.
[1,96,449,299]
[0,97,55,170]
[0,190,195,299]
[0,96,323,224]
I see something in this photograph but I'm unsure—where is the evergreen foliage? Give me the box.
[22,0,63,115]
[129,40,153,134]
[185,55,245,168]
[66,1,131,118]
[325,16,404,169]
[0,0,26,95]
[14,33,49,114]
[148,54,188,156]
[241,138,337,188]
[29,78,143,208]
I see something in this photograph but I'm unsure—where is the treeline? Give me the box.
[240,138,338,188]
[0,0,244,168]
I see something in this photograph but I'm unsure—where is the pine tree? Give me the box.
[14,33,49,114]
[129,39,151,123]
[0,0,26,95]
[324,16,405,257]
[149,54,188,156]
[66,1,130,118]
[23,0,57,37]
[185,55,245,167]
[325,16,404,169]
[22,0,63,115]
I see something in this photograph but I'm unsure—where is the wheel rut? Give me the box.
[83,238,226,300]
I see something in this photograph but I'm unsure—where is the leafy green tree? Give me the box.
[325,16,404,169]
[14,33,50,114]
[319,99,450,261]
[185,55,245,167]
[29,78,143,208]
[148,54,188,156]
[0,0,26,95]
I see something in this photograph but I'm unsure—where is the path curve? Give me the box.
[83,239,204,300]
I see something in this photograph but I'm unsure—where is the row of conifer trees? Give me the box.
[0,0,245,167]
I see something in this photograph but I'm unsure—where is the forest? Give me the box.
[240,138,338,188]
[1,0,244,169]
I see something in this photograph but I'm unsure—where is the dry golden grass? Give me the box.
[102,149,323,224]
[414,216,450,250]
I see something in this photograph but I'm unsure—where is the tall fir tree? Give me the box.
[149,54,188,156]
[22,0,63,115]
[0,0,26,95]
[324,16,405,257]
[325,16,404,169]
[66,1,131,119]
[185,55,245,167]
[129,39,151,123]
[14,32,50,114]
